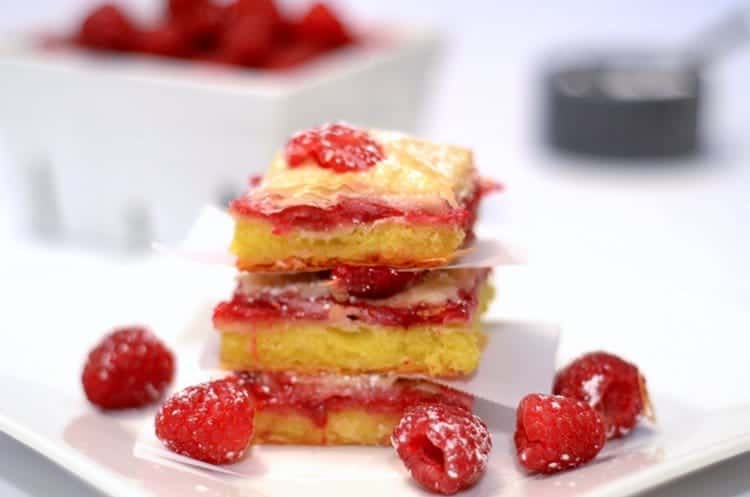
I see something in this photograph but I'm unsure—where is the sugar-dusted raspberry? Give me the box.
[284,123,385,172]
[155,378,255,465]
[331,266,424,300]
[392,403,491,495]
[295,2,353,49]
[77,4,137,52]
[514,393,605,474]
[553,351,652,439]
[82,326,175,409]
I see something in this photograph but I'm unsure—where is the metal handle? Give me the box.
[687,4,750,68]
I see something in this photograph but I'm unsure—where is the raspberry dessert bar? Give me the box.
[232,371,473,445]
[229,123,488,271]
[213,268,493,376]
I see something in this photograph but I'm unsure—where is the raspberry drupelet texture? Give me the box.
[514,393,605,474]
[392,403,491,495]
[284,123,385,172]
[77,4,137,52]
[296,2,353,49]
[82,326,175,409]
[553,351,651,439]
[155,378,255,464]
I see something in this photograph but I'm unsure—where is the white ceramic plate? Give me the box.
[1,247,749,497]
[1,315,749,497]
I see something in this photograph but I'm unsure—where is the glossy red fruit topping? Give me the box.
[392,403,491,495]
[233,372,473,428]
[285,123,385,172]
[553,351,652,439]
[331,265,424,299]
[155,378,255,464]
[514,393,605,474]
[82,326,175,409]
[77,4,137,51]
[296,2,353,49]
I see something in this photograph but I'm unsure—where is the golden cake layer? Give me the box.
[231,218,465,272]
[219,319,486,377]
[254,409,401,445]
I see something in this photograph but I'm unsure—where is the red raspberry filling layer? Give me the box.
[230,191,480,234]
[331,266,426,299]
[213,273,484,328]
[232,372,473,428]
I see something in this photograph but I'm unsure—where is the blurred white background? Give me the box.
[1,1,750,496]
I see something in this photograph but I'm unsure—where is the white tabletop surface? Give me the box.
[2,1,750,496]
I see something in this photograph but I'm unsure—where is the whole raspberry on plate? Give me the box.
[514,393,605,474]
[553,351,653,439]
[391,403,491,495]
[81,326,175,409]
[155,378,255,465]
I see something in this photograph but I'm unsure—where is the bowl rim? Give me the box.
[0,24,443,98]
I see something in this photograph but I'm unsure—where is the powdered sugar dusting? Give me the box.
[582,374,604,407]
[393,403,491,492]
[155,378,253,465]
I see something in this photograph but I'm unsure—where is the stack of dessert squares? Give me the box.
[212,123,497,445]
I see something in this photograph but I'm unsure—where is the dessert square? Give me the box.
[213,268,493,376]
[232,372,473,446]
[229,124,484,271]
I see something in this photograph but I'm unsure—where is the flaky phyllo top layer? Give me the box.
[235,130,478,215]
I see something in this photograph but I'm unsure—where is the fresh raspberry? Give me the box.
[392,403,491,495]
[81,326,175,409]
[332,266,424,299]
[167,0,225,53]
[137,24,190,58]
[263,40,321,69]
[155,378,255,464]
[553,351,651,439]
[295,2,353,49]
[217,14,274,66]
[76,4,137,52]
[514,394,605,474]
[285,122,384,172]
[227,0,282,26]
[167,0,206,18]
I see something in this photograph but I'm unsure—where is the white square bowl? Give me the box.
[0,27,442,247]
